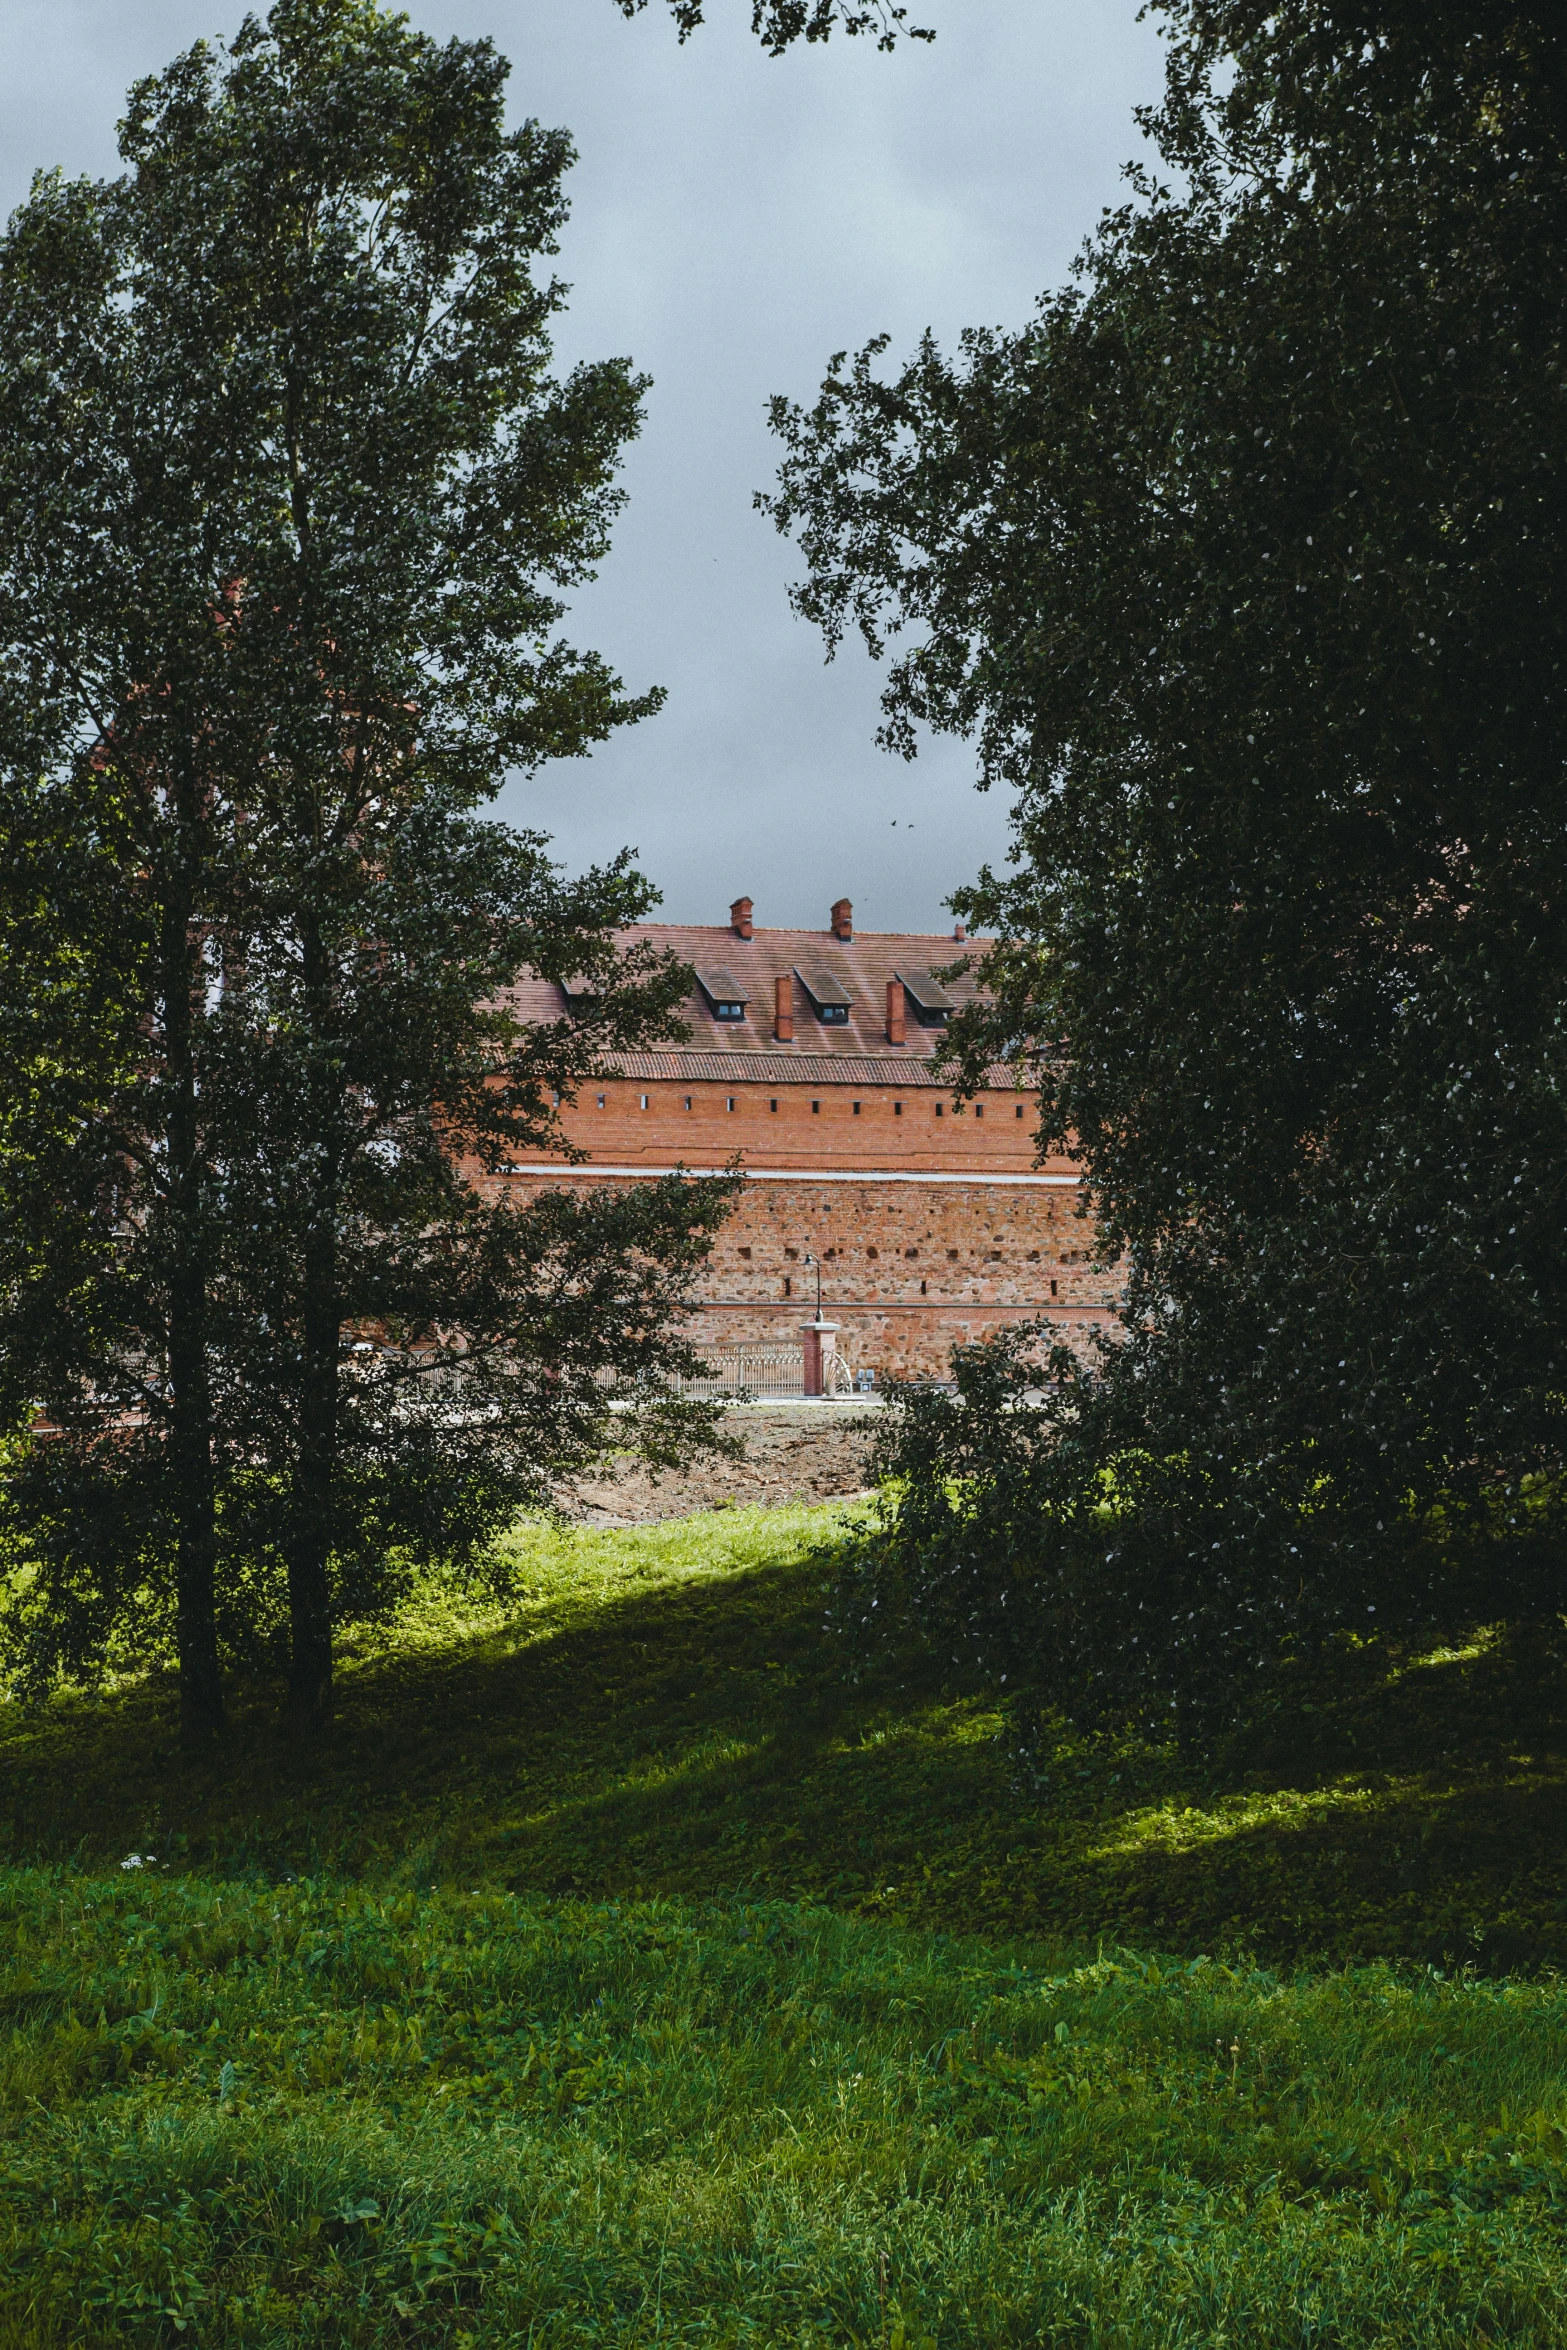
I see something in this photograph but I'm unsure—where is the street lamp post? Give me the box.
[799,1254,837,1399]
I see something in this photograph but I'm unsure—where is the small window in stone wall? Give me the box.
[894,1101,903,1116]
[975,1105,984,1119]
[770,1099,778,1112]
[727,1097,736,1111]
[852,1101,861,1115]
[811,1100,820,1114]
[1016,1105,1025,1118]
[640,1094,649,1109]
[596,1093,606,1108]
[935,1104,944,1118]
[739,1246,752,1259]
[684,1095,693,1110]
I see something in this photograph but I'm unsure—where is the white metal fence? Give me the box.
[672,1345,871,1400]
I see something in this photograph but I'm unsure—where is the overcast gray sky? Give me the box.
[2,0,1163,933]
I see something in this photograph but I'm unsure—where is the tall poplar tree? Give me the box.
[0,0,733,1744]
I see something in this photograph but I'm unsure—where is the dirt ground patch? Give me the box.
[555,1406,880,1525]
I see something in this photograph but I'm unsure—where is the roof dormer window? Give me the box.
[896,968,957,1028]
[796,966,853,1026]
[695,964,749,1023]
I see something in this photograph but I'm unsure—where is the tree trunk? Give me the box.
[285,1287,336,1732]
[284,1517,334,1735]
[285,913,340,1736]
[160,809,225,1751]
[169,1313,225,1749]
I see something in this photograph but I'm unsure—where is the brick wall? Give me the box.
[543,1068,1050,1176]
[499,1078,1114,1381]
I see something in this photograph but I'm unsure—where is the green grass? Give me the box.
[2,1501,1565,2344]
[3,1872,1567,2346]
[4,1502,1563,1970]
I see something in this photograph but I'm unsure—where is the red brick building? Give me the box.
[498,895,1116,1384]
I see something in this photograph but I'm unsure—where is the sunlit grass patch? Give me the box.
[1091,1781,1385,1858]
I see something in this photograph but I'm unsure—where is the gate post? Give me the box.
[801,1319,839,1399]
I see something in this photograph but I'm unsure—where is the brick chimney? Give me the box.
[952,919,966,942]
[830,896,853,941]
[730,895,753,939]
[774,973,794,1042]
[886,977,906,1046]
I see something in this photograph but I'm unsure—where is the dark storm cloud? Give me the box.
[1,0,1162,931]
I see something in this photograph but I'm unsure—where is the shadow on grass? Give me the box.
[2,1509,1563,1969]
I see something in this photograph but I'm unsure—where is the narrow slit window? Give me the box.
[769,1099,778,1112]
[852,1101,861,1116]
[596,1093,606,1109]
[640,1094,649,1109]
[811,1100,820,1115]
[935,1103,944,1118]
[893,1102,903,1117]
[726,1097,736,1112]
[684,1095,693,1110]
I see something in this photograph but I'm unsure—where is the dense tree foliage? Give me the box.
[774,0,1567,1736]
[0,0,734,1744]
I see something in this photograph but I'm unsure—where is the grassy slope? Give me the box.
[1,1503,1565,2346]
[5,1502,1564,1970]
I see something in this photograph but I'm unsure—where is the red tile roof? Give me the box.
[502,920,989,1066]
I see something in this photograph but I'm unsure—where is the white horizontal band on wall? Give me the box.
[499,1163,1080,1188]
[699,1298,1112,1313]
